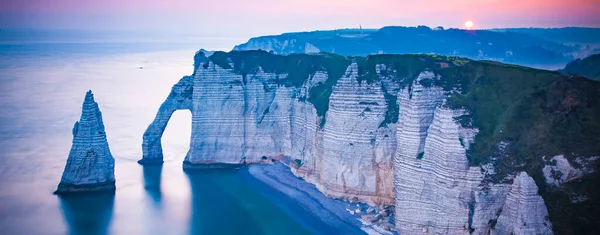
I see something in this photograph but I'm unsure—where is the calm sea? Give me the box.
[0,30,351,235]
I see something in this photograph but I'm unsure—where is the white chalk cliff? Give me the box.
[492,172,552,235]
[391,75,553,234]
[141,76,193,164]
[233,37,321,54]
[140,52,555,233]
[56,90,115,194]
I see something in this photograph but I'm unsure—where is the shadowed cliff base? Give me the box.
[182,160,246,170]
[137,157,164,165]
[58,192,115,235]
[54,181,116,195]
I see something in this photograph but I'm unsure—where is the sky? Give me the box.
[1,0,599,38]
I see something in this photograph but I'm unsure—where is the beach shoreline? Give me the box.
[244,163,396,235]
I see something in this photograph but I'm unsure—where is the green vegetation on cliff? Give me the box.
[208,50,350,127]
[355,54,468,127]
[560,53,600,81]
[432,60,600,235]
[203,50,600,234]
[204,51,600,168]
[204,51,599,170]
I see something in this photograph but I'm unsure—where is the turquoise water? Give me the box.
[0,31,357,235]
[55,167,317,235]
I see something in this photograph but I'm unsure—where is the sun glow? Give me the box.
[465,20,474,29]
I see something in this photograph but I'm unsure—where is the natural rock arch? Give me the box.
[139,76,193,164]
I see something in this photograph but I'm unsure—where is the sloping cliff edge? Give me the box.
[141,50,600,234]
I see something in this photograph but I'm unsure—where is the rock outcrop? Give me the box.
[542,155,597,187]
[393,82,482,233]
[140,76,193,164]
[140,50,600,233]
[492,172,553,235]
[233,36,320,55]
[560,53,600,81]
[55,91,115,194]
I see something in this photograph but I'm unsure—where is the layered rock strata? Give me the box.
[233,37,320,54]
[141,52,557,233]
[140,76,193,164]
[392,75,553,234]
[492,172,553,235]
[142,61,395,204]
[393,83,482,234]
[56,91,115,194]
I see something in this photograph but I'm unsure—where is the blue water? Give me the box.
[0,30,358,235]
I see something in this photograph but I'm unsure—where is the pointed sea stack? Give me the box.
[55,90,116,194]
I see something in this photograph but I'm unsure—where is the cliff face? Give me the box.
[56,91,115,194]
[392,77,551,234]
[141,50,600,233]
[148,59,395,204]
[233,36,320,55]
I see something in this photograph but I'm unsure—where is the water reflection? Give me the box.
[143,165,163,205]
[185,169,264,235]
[58,192,115,235]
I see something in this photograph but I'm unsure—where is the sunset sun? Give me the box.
[465,20,474,29]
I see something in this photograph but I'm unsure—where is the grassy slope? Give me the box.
[204,50,600,234]
[493,27,600,44]
[560,53,600,81]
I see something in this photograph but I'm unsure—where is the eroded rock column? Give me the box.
[492,172,553,235]
[319,63,393,205]
[56,90,115,194]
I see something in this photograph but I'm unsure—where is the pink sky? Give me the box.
[1,0,599,36]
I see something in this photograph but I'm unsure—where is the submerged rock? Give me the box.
[55,90,115,194]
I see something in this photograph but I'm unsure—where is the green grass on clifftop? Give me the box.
[436,62,600,168]
[204,51,600,171]
[560,53,600,81]
[208,50,350,127]
[355,54,468,127]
